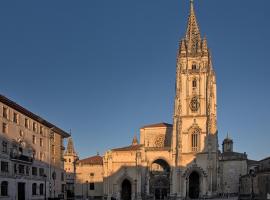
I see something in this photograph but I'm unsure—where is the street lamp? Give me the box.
[249,169,256,200]
[86,181,89,199]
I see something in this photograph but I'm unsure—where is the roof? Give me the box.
[0,94,70,138]
[77,155,103,165]
[247,159,259,166]
[112,144,142,152]
[141,122,172,129]
[259,156,270,162]
[220,151,247,161]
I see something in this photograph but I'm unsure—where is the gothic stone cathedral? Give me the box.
[65,1,248,200]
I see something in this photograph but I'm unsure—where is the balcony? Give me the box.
[10,152,33,164]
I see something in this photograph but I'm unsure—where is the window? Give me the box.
[32,167,37,176]
[13,113,19,124]
[191,129,199,152]
[192,64,197,70]
[50,132,55,142]
[33,122,37,132]
[89,182,95,190]
[90,173,94,177]
[40,126,43,135]
[61,184,65,193]
[1,181,8,196]
[3,107,8,119]
[39,168,44,177]
[40,138,43,147]
[2,123,7,134]
[192,79,197,88]
[2,141,7,153]
[1,161,8,172]
[32,183,37,195]
[40,183,44,195]
[32,135,36,144]
[25,118,29,128]
[69,158,71,163]
[18,165,24,174]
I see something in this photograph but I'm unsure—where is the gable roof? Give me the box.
[77,155,103,165]
[141,122,172,129]
[112,144,142,152]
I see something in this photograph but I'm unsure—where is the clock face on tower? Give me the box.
[190,96,200,112]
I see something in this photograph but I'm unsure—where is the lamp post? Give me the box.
[86,181,88,199]
[249,170,256,200]
[43,174,47,200]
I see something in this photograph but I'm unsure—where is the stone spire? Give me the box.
[185,0,201,54]
[202,36,208,55]
[132,135,138,146]
[65,137,76,155]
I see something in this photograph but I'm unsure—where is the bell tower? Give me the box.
[171,0,219,197]
[64,137,78,198]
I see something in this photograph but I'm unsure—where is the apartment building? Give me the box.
[0,94,70,200]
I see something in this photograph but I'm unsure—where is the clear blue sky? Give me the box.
[0,0,269,160]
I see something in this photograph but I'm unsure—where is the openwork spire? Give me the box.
[185,0,201,54]
[132,135,138,146]
[66,137,76,155]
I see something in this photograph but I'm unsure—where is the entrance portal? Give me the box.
[149,159,170,200]
[189,171,200,199]
[18,182,25,200]
[121,179,131,200]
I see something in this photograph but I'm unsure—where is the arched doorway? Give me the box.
[149,159,170,200]
[189,171,200,199]
[121,179,132,200]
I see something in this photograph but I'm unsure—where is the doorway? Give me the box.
[121,179,131,200]
[18,182,25,200]
[189,171,200,199]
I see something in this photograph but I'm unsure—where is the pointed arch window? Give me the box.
[191,129,200,152]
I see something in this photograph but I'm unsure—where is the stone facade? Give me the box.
[219,136,248,195]
[0,94,70,200]
[239,157,270,200]
[74,155,104,199]
[65,1,262,200]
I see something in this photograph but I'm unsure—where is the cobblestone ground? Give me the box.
[190,198,238,200]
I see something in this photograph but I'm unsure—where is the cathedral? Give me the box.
[64,1,249,200]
